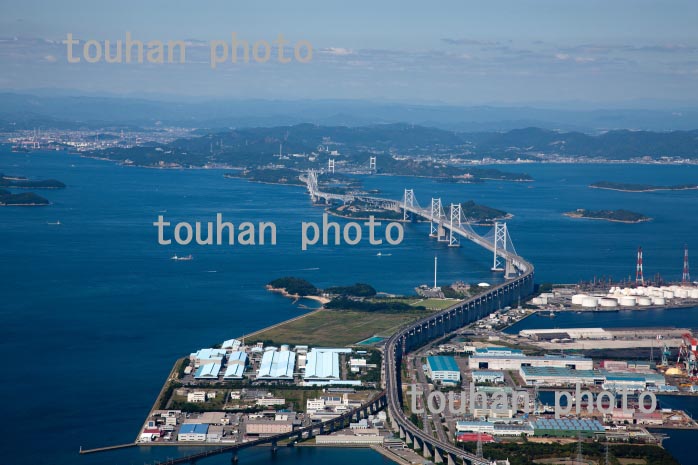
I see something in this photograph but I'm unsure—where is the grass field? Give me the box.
[411,298,462,310]
[249,309,430,346]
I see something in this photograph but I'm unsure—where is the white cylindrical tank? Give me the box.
[675,289,688,298]
[690,290,698,299]
[572,294,588,305]
[599,298,618,307]
[582,297,598,308]
[531,297,544,305]
[619,296,637,307]
[663,291,675,299]
[652,297,666,305]
[637,297,652,306]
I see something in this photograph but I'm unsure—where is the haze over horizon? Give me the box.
[2,0,698,106]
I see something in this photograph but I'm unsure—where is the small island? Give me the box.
[564,208,651,223]
[460,200,512,225]
[590,181,698,192]
[0,189,49,206]
[224,168,305,186]
[0,174,66,189]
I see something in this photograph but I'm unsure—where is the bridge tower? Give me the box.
[403,189,415,221]
[369,156,377,172]
[492,222,508,271]
[429,198,445,238]
[448,203,461,247]
[683,244,691,284]
[307,170,322,203]
[328,158,335,174]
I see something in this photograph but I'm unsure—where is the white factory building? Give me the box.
[223,351,248,380]
[472,370,505,384]
[469,349,593,371]
[257,346,296,381]
[519,366,666,389]
[303,348,360,386]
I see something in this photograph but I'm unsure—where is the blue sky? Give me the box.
[1,0,698,105]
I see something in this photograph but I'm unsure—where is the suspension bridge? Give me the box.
[303,170,529,279]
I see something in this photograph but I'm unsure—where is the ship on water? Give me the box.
[171,254,193,261]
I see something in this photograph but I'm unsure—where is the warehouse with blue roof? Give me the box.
[426,356,461,383]
[177,423,209,441]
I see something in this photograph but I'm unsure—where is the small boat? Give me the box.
[376,252,392,257]
[47,220,61,225]
[171,254,193,261]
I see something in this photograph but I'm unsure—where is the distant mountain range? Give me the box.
[4,92,698,132]
[91,123,698,169]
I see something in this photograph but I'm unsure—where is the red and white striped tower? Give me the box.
[636,246,644,285]
[683,244,691,284]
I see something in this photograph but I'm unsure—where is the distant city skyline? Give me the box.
[1,0,698,106]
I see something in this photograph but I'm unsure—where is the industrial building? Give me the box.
[426,356,461,383]
[469,352,593,371]
[194,363,221,380]
[455,421,534,437]
[519,328,612,341]
[257,347,296,381]
[178,423,209,441]
[303,348,360,386]
[245,418,295,435]
[223,351,248,379]
[190,348,227,367]
[519,366,603,386]
[221,338,242,351]
[532,418,605,438]
[602,372,666,391]
[519,366,666,389]
[475,347,523,356]
[472,370,505,384]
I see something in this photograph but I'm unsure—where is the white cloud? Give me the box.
[322,47,354,56]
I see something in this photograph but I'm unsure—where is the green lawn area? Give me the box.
[411,298,462,310]
[249,309,430,346]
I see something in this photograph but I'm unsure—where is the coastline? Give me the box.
[589,185,698,193]
[563,212,652,224]
[265,285,331,304]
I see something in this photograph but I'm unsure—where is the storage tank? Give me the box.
[663,291,675,299]
[690,289,698,299]
[619,296,637,307]
[582,297,598,308]
[530,297,544,305]
[637,297,652,306]
[652,297,666,305]
[280,344,290,351]
[675,289,689,299]
[599,298,618,308]
[571,294,588,305]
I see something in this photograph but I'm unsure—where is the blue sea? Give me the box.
[1,148,698,464]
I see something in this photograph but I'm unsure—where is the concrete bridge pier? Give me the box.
[447,452,457,465]
[421,441,432,459]
[271,440,278,454]
[412,435,422,451]
[231,451,238,464]
[433,447,444,464]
